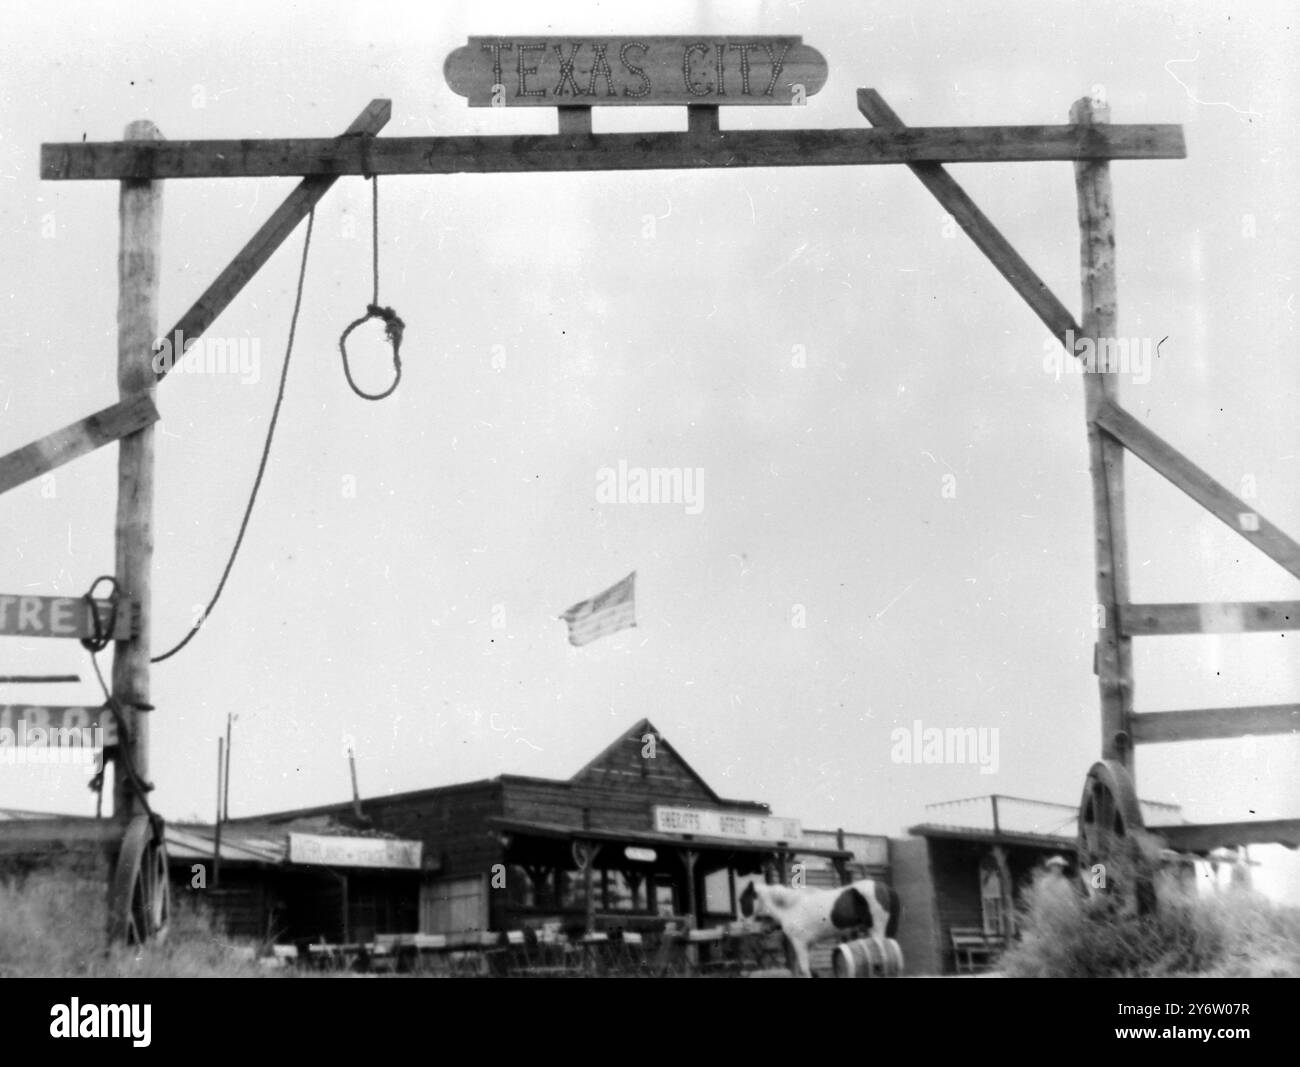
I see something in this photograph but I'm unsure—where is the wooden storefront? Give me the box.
[891,794,1182,974]
[244,718,862,939]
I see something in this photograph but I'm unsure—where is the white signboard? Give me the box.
[288,832,423,870]
[654,806,801,842]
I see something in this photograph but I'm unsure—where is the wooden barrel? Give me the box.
[833,937,885,977]
[832,937,903,978]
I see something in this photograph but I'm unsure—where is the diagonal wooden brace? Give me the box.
[154,98,392,383]
[0,393,159,497]
[1095,397,1300,581]
[857,89,1081,349]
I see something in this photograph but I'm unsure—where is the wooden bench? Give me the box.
[950,926,1006,974]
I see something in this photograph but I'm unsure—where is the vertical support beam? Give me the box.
[1072,96,1134,771]
[992,845,1014,937]
[112,120,163,819]
[680,848,698,928]
[339,870,350,944]
[580,842,598,935]
[212,737,224,888]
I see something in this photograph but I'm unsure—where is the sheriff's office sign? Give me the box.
[288,832,423,870]
[654,805,802,842]
[445,36,827,107]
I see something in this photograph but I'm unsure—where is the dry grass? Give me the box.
[998,868,1300,978]
[0,859,268,978]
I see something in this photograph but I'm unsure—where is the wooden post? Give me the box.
[222,712,233,821]
[992,845,1014,937]
[579,842,597,935]
[112,119,163,820]
[1072,95,1134,771]
[348,747,362,820]
[680,848,698,928]
[212,737,224,887]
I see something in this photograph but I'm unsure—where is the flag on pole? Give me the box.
[559,572,636,647]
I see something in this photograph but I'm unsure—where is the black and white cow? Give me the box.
[739,877,900,978]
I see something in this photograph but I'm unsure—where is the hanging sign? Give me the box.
[445,36,828,108]
[288,832,423,870]
[0,594,134,641]
[654,805,802,842]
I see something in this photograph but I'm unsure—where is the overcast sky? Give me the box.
[1,1,1297,899]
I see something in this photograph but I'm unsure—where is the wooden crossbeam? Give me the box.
[42,122,1187,181]
[1153,818,1300,852]
[0,817,125,855]
[1120,601,1300,636]
[156,98,392,383]
[0,393,159,497]
[1132,704,1299,744]
[856,89,1080,347]
[1095,398,1300,581]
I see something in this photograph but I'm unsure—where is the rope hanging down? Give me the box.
[338,176,404,400]
[152,209,316,664]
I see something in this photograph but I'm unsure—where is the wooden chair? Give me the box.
[609,929,651,976]
[950,926,1006,974]
[526,923,574,976]
[651,922,690,977]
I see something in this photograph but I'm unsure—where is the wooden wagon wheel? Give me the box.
[108,815,171,945]
[1077,760,1158,914]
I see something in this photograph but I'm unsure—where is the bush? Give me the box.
[999,868,1300,978]
[0,860,268,978]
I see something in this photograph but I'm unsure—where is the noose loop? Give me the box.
[339,174,404,401]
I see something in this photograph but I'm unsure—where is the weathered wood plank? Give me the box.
[1154,818,1300,852]
[41,123,1188,181]
[156,99,392,383]
[0,393,159,497]
[1073,96,1134,768]
[1120,601,1300,636]
[0,817,124,854]
[1095,398,1300,581]
[1131,704,1299,744]
[111,119,162,821]
[856,90,1080,347]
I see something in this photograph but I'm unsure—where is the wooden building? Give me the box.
[239,718,882,940]
[891,793,1182,974]
[165,816,426,945]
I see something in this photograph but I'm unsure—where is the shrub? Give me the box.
[999,868,1300,978]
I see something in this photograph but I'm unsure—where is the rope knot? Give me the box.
[365,304,406,352]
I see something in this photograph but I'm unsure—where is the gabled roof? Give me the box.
[569,717,723,804]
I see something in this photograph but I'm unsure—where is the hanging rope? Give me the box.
[152,209,316,664]
[86,647,158,828]
[79,575,120,654]
[338,176,404,400]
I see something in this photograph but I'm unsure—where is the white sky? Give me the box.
[1,1,1297,899]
